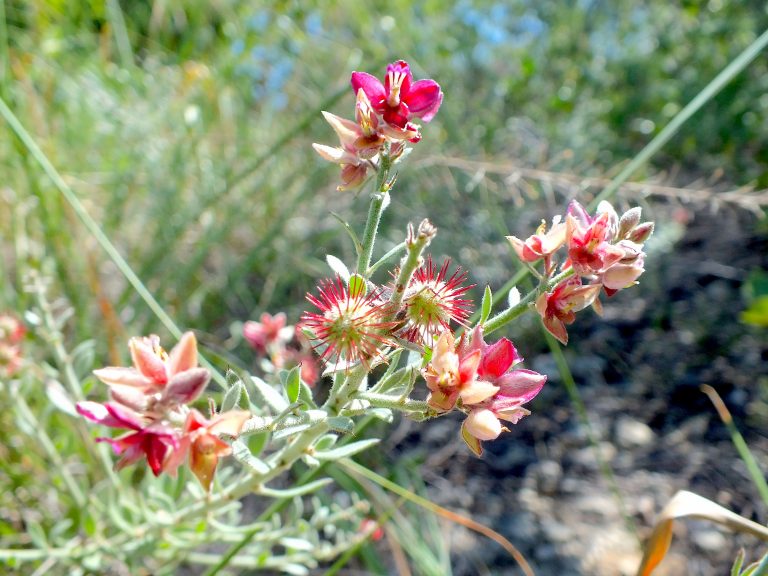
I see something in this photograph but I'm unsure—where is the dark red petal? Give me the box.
[383,105,410,128]
[351,72,386,111]
[478,338,519,380]
[405,80,443,122]
[145,436,170,476]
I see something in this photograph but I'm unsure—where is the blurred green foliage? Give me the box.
[2,0,767,355]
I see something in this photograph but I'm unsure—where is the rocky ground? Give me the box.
[377,205,768,575]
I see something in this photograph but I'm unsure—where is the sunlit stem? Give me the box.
[388,221,433,311]
[356,391,429,414]
[483,267,575,335]
[356,147,392,277]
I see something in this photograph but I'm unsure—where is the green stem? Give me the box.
[357,391,429,414]
[356,153,392,277]
[701,385,768,508]
[388,220,434,310]
[484,268,574,335]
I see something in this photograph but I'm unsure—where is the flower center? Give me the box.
[387,70,407,107]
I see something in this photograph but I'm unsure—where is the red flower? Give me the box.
[535,278,601,345]
[76,401,179,476]
[301,278,397,369]
[351,60,443,129]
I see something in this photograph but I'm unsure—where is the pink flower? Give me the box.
[508,217,567,266]
[423,331,485,411]
[0,313,25,344]
[243,312,294,354]
[351,60,443,129]
[599,240,646,294]
[92,332,210,409]
[301,278,397,369]
[457,327,546,455]
[399,258,474,345]
[565,202,624,276]
[535,278,601,345]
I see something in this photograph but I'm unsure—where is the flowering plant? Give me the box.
[73,60,652,492]
[8,59,656,574]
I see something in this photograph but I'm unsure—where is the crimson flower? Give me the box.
[351,60,443,130]
[535,278,601,345]
[76,401,179,476]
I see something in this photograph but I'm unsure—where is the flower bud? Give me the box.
[629,221,654,244]
[618,207,642,239]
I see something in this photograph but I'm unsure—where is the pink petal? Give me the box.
[104,402,145,429]
[208,409,251,437]
[93,367,154,388]
[109,385,149,412]
[495,370,547,404]
[129,337,168,384]
[162,367,210,405]
[167,332,198,377]
[383,105,410,129]
[77,401,130,428]
[543,315,569,345]
[459,380,499,406]
[404,80,443,122]
[351,72,386,110]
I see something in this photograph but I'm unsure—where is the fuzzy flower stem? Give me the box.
[356,149,392,277]
[356,391,430,414]
[389,220,435,310]
[483,268,575,336]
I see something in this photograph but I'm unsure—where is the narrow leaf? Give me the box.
[231,439,270,475]
[315,439,379,461]
[258,478,333,498]
[327,416,355,433]
[480,285,493,324]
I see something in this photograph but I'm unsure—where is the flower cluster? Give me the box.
[0,313,24,378]
[76,332,249,489]
[301,255,474,370]
[423,327,546,456]
[244,312,320,386]
[510,200,654,344]
[313,60,443,190]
